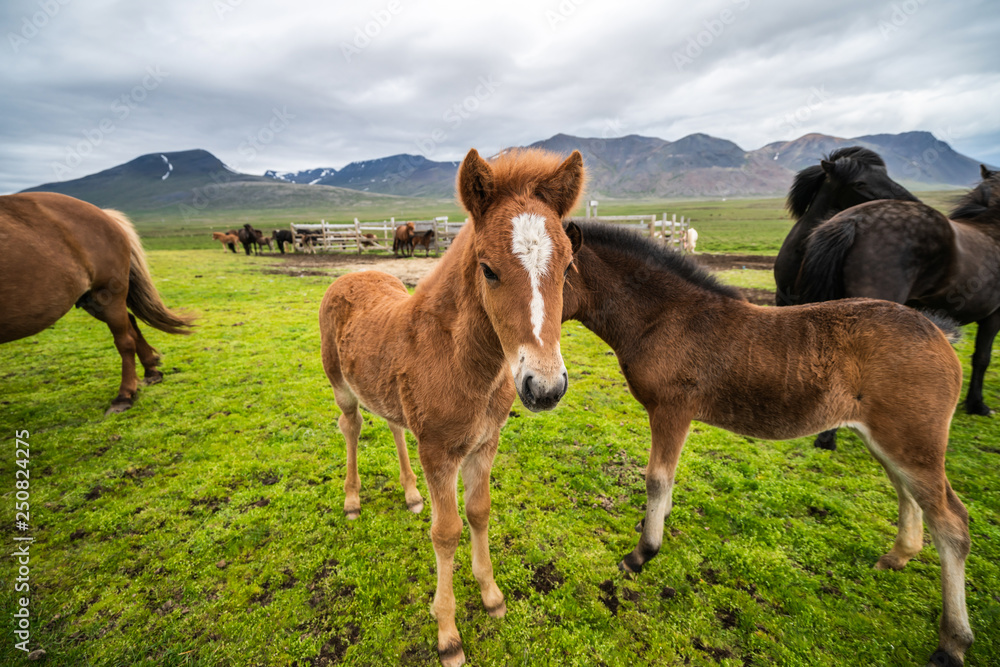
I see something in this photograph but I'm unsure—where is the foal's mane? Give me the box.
[485,148,583,200]
[576,221,742,300]
[950,173,1000,223]
[786,146,887,220]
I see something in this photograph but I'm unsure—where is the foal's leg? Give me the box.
[388,422,424,513]
[966,310,1000,416]
[462,436,505,618]
[621,409,691,574]
[862,426,973,665]
[334,388,364,519]
[127,314,164,385]
[419,449,466,667]
[874,466,924,571]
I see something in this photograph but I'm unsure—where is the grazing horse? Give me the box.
[411,228,436,256]
[238,224,260,255]
[392,221,415,257]
[212,231,237,253]
[0,193,194,413]
[562,221,972,667]
[272,229,294,254]
[797,167,1000,453]
[320,148,584,666]
[774,147,918,306]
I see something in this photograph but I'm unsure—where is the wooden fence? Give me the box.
[289,216,463,254]
[289,212,691,253]
[568,213,692,251]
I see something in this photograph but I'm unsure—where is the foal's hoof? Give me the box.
[144,370,164,385]
[813,433,837,451]
[407,499,424,514]
[874,553,909,571]
[344,507,360,520]
[927,649,963,667]
[485,598,507,618]
[618,557,640,576]
[105,398,133,415]
[438,640,466,667]
[634,518,645,533]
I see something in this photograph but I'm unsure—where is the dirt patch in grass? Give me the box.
[598,579,620,616]
[312,622,360,666]
[531,562,565,594]
[264,251,776,292]
[263,253,440,287]
[692,253,776,271]
[738,287,776,306]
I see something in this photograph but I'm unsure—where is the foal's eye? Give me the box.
[480,263,499,283]
[564,261,573,277]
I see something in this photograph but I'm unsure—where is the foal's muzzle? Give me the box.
[518,369,568,412]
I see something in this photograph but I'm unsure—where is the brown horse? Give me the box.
[0,192,193,413]
[562,221,972,667]
[320,148,584,666]
[411,228,436,256]
[212,231,238,252]
[392,221,415,257]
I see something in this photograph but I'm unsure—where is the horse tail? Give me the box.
[103,208,195,335]
[795,216,857,303]
[919,311,963,345]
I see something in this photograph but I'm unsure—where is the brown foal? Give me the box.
[0,192,193,414]
[320,148,585,666]
[562,221,973,667]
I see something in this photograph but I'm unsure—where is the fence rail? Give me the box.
[288,212,692,253]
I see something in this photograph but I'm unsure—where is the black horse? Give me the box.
[797,165,1000,449]
[238,224,260,256]
[272,229,293,254]
[774,147,918,306]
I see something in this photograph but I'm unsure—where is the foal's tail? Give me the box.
[103,209,195,335]
[795,216,857,303]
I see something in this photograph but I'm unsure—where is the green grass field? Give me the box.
[2,204,998,666]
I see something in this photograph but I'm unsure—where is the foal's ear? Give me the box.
[564,221,583,255]
[535,150,585,218]
[820,159,835,175]
[458,148,495,224]
[982,164,996,180]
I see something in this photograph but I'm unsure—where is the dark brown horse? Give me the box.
[411,228,436,256]
[562,221,972,667]
[238,223,261,255]
[0,193,193,413]
[774,147,918,306]
[321,148,584,666]
[393,221,415,257]
[797,166,1000,451]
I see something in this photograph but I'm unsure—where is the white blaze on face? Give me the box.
[511,212,553,345]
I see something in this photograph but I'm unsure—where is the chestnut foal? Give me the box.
[562,222,973,667]
[320,148,584,666]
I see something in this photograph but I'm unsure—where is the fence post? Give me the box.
[648,215,654,238]
[354,218,362,255]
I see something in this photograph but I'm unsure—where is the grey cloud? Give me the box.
[2,0,998,193]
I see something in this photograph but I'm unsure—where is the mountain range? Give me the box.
[260,130,990,198]
[20,131,992,213]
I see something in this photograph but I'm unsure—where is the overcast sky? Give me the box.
[2,0,998,193]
